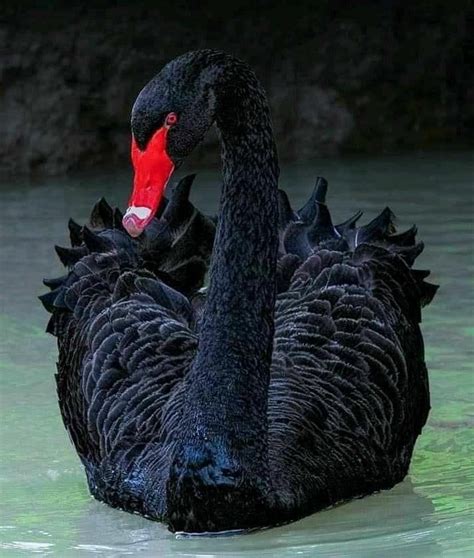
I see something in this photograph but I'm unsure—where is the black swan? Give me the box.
[41,50,438,534]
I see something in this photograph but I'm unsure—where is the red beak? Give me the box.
[123,126,175,237]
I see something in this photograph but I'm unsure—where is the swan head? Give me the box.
[123,51,221,237]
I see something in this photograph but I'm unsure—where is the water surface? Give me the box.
[1,151,473,556]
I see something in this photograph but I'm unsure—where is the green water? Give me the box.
[1,151,473,557]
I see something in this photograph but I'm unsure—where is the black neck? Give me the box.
[173,57,279,473]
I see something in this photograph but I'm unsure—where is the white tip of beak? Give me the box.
[122,206,152,237]
[124,206,152,220]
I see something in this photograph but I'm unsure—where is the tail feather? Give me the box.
[356,207,396,246]
[113,207,125,230]
[43,274,69,290]
[54,245,88,267]
[161,174,195,227]
[298,177,328,224]
[335,210,363,234]
[68,218,83,246]
[283,222,312,260]
[90,198,115,229]
[39,289,61,312]
[277,189,298,230]
[387,225,418,247]
[307,203,338,245]
[82,226,114,252]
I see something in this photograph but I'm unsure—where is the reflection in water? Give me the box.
[72,479,441,557]
[1,151,473,556]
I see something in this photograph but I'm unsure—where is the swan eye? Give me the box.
[165,112,178,127]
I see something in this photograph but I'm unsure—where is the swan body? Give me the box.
[41,50,437,533]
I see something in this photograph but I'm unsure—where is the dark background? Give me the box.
[1,0,473,175]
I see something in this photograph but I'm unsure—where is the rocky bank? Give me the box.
[1,1,472,175]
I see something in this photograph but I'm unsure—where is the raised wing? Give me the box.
[267,178,437,509]
[40,176,216,515]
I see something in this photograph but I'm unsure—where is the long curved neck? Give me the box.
[171,59,279,493]
[203,70,280,371]
[192,96,280,432]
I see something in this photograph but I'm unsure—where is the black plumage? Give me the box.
[42,50,437,534]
